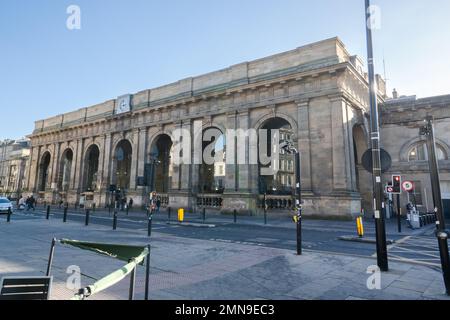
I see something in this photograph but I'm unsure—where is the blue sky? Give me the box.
[1,0,449,139]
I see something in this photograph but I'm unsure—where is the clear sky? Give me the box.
[1,0,449,140]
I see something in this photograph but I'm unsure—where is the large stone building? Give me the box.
[0,139,30,199]
[27,37,448,219]
[380,93,450,218]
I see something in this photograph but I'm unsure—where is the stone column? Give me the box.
[51,142,61,188]
[27,146,39,192]
[296,99,313,193]
[129,129,139,190]
[330,95,353,193]
[73,138,84,192]
[225,112,237,192]
[101,134,113,189]
[237,111,251,193]
[137,128,147,185]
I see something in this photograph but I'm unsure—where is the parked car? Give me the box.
[0,197,13,214]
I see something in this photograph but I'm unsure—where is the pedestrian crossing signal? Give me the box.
[392,175,401,194]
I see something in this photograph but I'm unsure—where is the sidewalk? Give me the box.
[0,217,448,300]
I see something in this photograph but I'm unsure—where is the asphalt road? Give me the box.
[4,207,427,261]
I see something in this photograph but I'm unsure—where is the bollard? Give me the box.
[148,213,153,237]
[233,209,237,223]
[113,210,118,230]
[7,207,11,223]
[93,203,96,213]
[356,216,364,238]
[63,205,68,223]
[168,207,171,221]
[126,205,129,216]
[436,231,450,295]
[85,209,90,226]
[263,193,267,225]
[46,205,50,220]
[202,208,206,223]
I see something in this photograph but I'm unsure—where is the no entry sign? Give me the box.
[402,181,414,192]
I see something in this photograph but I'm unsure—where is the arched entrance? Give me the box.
[38,152,51,192]
[58,149,73,192]
[352,124,371,214]
[200,127,226,194]
[258,117,295,196]
[83,145,100,192]
[149,134,173,193]
[114,140,132,191]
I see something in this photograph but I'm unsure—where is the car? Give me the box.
[0,197,13,214]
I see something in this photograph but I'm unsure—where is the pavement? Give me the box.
[1,210,449,300]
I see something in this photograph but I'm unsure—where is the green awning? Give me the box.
[70,248,149,300]
[59,239,147,264]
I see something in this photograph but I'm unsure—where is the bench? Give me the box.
[0,276,52,300]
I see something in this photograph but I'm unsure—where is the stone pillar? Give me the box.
[296,99,313,193]
[129,129,139,190]
[73,139,84,192]
[102,134,113,189]
[237,111,251,193]
[137,128,147,184]
[225,112,237,192]
[51,142,61,187]
[329,95,353,193]
[27,146,40,192]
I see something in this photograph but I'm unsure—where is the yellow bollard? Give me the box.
[356,216,364,238]
[178,208,184,222]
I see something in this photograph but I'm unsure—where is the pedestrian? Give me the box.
[156,197,161,214]
[128,198,133,210]
[30,195,36,211]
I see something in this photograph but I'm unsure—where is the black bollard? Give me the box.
[202,208,206,223]
[85,209,90,226]
[168,207,171,221]
[148,213,153,237]
[7,207,11,223]
[46,205,50,220]
[233,209,237,223]
[126,205,129,216]
[93,203,96,213]
[113,210,118,230]
[437,230,450,295]
[63,205,68,223]
[264,193,267,225]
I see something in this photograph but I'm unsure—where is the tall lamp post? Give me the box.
[365,0,388,271]
[420,116,450,295]
[280,140,302,255]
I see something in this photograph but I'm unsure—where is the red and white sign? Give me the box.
[402,181,414,192]
[387,186,394,193]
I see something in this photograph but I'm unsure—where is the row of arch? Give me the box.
[36,117,297,196]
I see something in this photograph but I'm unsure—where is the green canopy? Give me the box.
[59,239,147,264]
[57,239,150,300]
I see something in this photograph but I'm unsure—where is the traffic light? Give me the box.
[392,175,401,194]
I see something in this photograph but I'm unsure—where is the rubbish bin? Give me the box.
[409,209,421,229]
[178,208,184,222]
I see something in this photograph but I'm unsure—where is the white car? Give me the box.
[0,197,13,214]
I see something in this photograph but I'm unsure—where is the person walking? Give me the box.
[128,198,133,210]
[156,197,161,214]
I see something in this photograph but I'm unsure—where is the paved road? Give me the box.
[6,207,438,265]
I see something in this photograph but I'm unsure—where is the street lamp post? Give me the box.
[365,0,388,272]
[280,140,302,255]
[420,116,450,295]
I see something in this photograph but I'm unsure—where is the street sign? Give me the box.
[386,186,394,193]
[362,149,392,173]
[402,181,414,192]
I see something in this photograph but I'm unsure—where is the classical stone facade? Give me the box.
[0,139,30,199]
[380,94,450,218]
[25,37,389,218]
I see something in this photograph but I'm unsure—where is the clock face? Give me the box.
[116,95,131,114]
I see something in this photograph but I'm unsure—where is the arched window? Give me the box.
[408,143,446,162]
